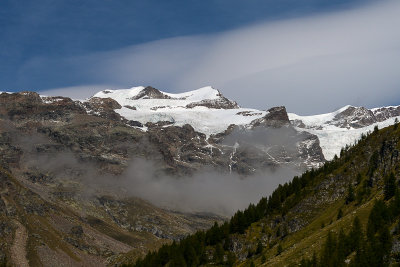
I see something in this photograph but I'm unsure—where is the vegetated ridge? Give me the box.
[130,121,400,266]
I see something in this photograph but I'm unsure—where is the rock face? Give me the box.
[250,106,290,128]
[85,97,122,110]
[331,106,376,128]
[0,92,85,122]
[131,86,172,100]
[83,97,123,121]
[147,123,213,174]
[372,106,400,122]
[186,90,239,109]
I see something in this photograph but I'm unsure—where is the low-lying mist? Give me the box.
[13,130,302,216]
[23,152,299,215]
[119,159,299,215]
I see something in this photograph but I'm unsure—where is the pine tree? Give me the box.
[226,252,236,267]
[368,151,379,178]
[349,216,363,252]
[346,184,355,204]
[378,225,392,258]
[261,254,266,264]
[336,228,347,263]
[277,244,283,255]
[337,208,343,220]
[390,189,400,217]
[169,252,187,267]
[356,173,362,185]
[256,241,263,254]
[367,200,388,239]
[213,243,224,264]
[299,258,309,267]
[384,172,396,200]
[311,252,318,267]
[320,231,337,267]
[184,245,199,267]
[276,226,281,237]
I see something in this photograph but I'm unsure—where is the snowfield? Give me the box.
[93,86,267,137]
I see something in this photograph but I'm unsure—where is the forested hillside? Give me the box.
[126,121,400,266]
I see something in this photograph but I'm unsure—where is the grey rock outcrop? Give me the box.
[250,106,290,128]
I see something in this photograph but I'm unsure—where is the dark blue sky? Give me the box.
[1,0,374,92]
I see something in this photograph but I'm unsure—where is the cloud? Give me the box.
[37,0,400,114]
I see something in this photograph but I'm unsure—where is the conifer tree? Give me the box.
[226,252,236,267]
[213,243,224,264]
[349,216,363,251]
[311,252,318,267]
[346,184,355,204]
[337,208,343,219]
[256,241,263,254]
[261,254,266,264]
[277,244,283,255]
[356,173,362,185]
[390,189,400,217]
[320,231,337,267]
[384,172,396,200]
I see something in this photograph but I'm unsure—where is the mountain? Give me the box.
[90,86,326,171]
[0,86,399,266]
[130,118,400,267]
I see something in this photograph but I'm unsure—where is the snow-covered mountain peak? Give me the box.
[289,105,400,131]
[289,104,400,160]
[90,86,258,136]
[92,86,238,110]
[94,85,221,102]
[164,86,221,101]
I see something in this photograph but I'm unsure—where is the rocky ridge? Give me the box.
[291,105,400,130]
